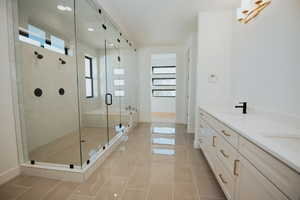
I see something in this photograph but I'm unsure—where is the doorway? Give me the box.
[150,53,176,123]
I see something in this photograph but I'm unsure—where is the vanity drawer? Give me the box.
[239,136,300,200]
[217,135,240,177]
[206,114,239,148]
[215,157,236,200]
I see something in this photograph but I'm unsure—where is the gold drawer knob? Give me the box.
[220,150,229,158]
[234,160,240,176]
[212,136,217,147]
[219,174,228,184]
[222,130,231,137]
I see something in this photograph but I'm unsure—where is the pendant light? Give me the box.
[237,0,271,24]
[237,8,246,23]
[241,0,253,14]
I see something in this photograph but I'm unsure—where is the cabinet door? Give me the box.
[236,157,288,200]
[200,123,216,171]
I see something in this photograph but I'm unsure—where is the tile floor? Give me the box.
[0,123,226,200]
[151,112,176,123]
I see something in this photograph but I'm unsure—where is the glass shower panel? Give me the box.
[15,0,81,166]
[75,0,108,165]
[105,22,123,142]
[131,48,139,127]
[119,39,131,128]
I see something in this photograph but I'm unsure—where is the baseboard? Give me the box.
[0,166,20,185]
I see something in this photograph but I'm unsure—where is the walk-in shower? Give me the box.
[11,0,138,177]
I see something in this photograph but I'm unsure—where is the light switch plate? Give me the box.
[208,74,217,83]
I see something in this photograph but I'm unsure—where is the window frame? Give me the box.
[152,78,176,86]
[85,56,94,98]
[18,26,69,55]
[152,66,176,75]
[152,89,176,98]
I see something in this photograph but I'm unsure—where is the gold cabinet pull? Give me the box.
[222,130,231,137]
[234,160,240,176]
[212,136,217,147]
[219,174,228,184]
[220,150,229,158]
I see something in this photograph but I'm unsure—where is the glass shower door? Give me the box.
[105,24,123,142]
[75,0,109,165]
[119,39,130,129]
[120,40,138,129]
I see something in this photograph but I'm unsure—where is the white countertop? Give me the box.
[199,105,300,174]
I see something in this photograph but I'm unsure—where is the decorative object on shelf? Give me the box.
[34,88,43,97]
[58,88,65,96]
[237,0,271,24]
[59,58,66,65]
[34,51,43,59]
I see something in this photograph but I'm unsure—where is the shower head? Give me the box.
[34,51,43,59]
[59,58,66,65]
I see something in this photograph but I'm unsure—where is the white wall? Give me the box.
[137,46,187,124]
[0,0,20,185]
[184,32,197,133]
[196,0,300,118]
[151,53,176,114]
[231,0,300,117]
[19,44,79,152]
[151,98,176,113]
[197,11,234,108]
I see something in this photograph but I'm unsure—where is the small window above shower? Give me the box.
[18,24,70,56]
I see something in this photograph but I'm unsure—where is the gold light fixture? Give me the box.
[237,0,271,24]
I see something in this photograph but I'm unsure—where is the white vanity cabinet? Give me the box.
[197,108,299,200]
[199,110,239,200]
[199,116,217,171]
[236,156,289,200]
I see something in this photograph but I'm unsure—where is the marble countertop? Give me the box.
[199,105,300,174]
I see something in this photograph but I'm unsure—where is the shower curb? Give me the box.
[20,132,125,182]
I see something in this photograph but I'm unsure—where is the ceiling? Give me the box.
[97,0,240,47]
[18,0,131,51]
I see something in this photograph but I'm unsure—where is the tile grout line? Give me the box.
[188,139,202,200]
[118,148,138,200]
[145,126,154,200]
[66,182,83,200]
[40,181,63,200]
[12,186,32,200]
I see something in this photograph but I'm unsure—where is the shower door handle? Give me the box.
[105,93,113,105]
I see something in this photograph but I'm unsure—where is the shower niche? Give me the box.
[12,0,138,181]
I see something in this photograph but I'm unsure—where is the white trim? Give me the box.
[7,0,27,163]
[0,167,20,186]
[187,127,195,134]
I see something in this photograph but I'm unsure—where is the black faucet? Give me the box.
[235,102,247,114]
